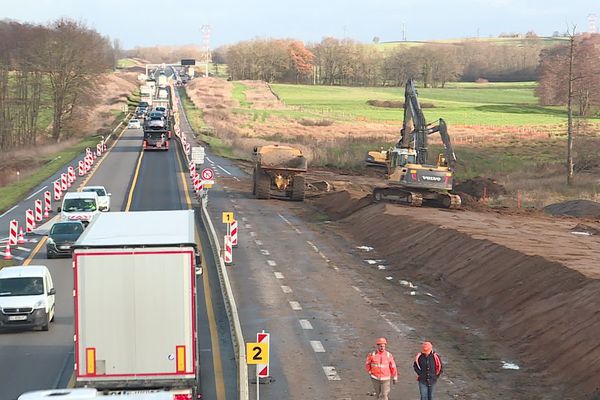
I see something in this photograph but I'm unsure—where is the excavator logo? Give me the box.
[422,175,442,182]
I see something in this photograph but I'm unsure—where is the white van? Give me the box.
[59,191,100,226]
[0,265,56,331]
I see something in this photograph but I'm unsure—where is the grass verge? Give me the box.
[232,82,252,107]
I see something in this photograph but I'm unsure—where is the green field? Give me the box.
[269,82,572,126]
[375,36,569,52]
[117,58,137,69]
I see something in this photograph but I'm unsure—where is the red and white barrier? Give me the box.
[96,143,102,157]
[61,173,68,191]
[8,220,18,246]
[103,141,107,152]
[185,142,191,155]
[25,209,35,233]
[17,228,25,244]
[53,180,62,201]
[3,243,12,260]
[78,160,85,176]
[35,199,43,222]
[68,166,75,186]
[230,220,238,247]
[189,162,196,178]
[224,235,233,265]
[44,191,51,214]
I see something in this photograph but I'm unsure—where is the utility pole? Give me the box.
[201,25,211,78]
[566,26,576,185]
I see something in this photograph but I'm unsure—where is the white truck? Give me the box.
[140,85,154,106]
[72,210,201,397]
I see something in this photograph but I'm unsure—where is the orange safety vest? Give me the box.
[365,350,398,381]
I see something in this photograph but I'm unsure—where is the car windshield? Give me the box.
[83,188,105,196]
[0,277,44,296]
[50,223,84,235]
[62,198,97,212]
[130,119,139,123]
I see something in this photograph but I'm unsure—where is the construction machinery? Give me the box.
[372,79,461,208]
[252,144,307,201]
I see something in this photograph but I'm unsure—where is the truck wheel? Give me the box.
[255,169,271,199]
[291,175,305,201]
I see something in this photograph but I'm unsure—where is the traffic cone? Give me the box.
[18,228,25,244]
[3,243,12,260]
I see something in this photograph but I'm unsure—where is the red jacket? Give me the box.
[365,350,398,381]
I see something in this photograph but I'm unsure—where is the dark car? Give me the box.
[46,221,85,259]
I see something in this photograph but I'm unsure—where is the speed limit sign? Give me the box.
[201,168,214,180]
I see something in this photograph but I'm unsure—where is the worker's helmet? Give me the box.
[376,337,387,345]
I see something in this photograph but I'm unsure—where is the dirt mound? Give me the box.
[544,199,600,218]
[454,177,506,200]
[336,204,600,398]
[308,190,372,220]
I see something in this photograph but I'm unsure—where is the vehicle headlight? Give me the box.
[47,237,55,245]
[34,300,44,309]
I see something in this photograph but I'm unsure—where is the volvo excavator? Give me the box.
[372,79,461,208]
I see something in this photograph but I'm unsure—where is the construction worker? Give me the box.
[413,341,443,400]
[365,337,398,400]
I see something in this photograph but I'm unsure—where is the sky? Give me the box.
[0,0,597,49]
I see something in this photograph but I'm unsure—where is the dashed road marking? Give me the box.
[217,165,232,175]
[278,213,292,225]
[289,301,302,310]
[310,340,326,352]
[317,251,329,262]
[274,272,284,279]
[260,249,270,256]
[242,217,248,222]
[0,205,18,219]
[299,319,313,330]
[250,232,256,237]
[233,176,240,181]
[230,199,237,203]
[306,241,319,252]
[294,228,302,234]
[245,224,252,229]
[16,247,31,252]
[352,286,362,293]
[322,366,341,381]
[206,156,214,163]
[267,260,277,267]
[281,285,293,294]
[332,265,340,272]
[254,240,263,246]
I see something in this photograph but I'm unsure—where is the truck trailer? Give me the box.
[72,210,200,397]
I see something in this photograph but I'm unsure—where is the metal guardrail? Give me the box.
[172,87,249,400]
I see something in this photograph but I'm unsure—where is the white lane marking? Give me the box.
[352,286,362,293]
[332,265,340,272]
[25,185,48,200]
[381,313,416,334]
[289,301,302,310]
[217,165,232,175]
[233,176,240,181]
[267,260,277,267]
[299,319,313,330]
[230,199,237,203]
[16,247,31,252]
[307,241,319,252]
[281,285,293,294]
[310,340,326,353]
[206,156,214,163]
[323,366,341,381]
[318,252,329,262]
[254,240,263,246]
[0,205,19,219]
[242,217,248,222]
[274,272,284,279]
[294,228,302,234]
[363,296,373,304]
[260,249,270,256]
[245,224,252,228]
[278,213,292,225]
[250,231,256,237]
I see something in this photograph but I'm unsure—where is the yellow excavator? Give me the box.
[372,79,461,208]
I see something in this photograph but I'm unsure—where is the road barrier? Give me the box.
[224,235,233,264]
[8,219,18,246]
[78,160,85,176]
[53,180,61,201]
[60,173,68,191]
[231,220,238,247]
[68,166,75,186]
[35,200,43,222]
[25,209,35,233]
[44,191,51,214]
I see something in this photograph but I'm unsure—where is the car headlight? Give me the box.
[47,237,55,245]
[34,300,44,309]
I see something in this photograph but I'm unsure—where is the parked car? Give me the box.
[128,119,141,129]
[0,265,56,331]
[82,186,111,211]
[46,221,85,259]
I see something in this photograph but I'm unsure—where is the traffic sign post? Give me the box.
[201,167,214,181]
[246,331,270,400]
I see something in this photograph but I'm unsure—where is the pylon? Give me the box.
[18,228,25,244]
[3,243,12,260]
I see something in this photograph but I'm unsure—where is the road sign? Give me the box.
[257,332,270,377]
[246,343,269,365]
[192,146,205,164]
[222,212,234,224]
[201,167,214,180]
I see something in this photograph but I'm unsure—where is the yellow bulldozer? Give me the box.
[252,144,307,201]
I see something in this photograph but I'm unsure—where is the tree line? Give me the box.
[0,19,115,151]
[217,37,549,87]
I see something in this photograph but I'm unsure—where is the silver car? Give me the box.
[81,186,111,211]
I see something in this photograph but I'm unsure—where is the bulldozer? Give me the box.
[372,79,461,208]
[252,144,307,201]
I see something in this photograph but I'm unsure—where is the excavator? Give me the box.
[372,79,461,208]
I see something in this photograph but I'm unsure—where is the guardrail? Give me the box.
[172,86,249,400]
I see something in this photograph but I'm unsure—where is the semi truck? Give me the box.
[72,210,201,397]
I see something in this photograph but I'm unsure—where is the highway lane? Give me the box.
[128,139,237,400]
[0,127,143,400]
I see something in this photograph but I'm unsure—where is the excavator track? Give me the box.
[372,188,423,207]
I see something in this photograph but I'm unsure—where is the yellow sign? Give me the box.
[246,342,269,365]
[222,212,234,224]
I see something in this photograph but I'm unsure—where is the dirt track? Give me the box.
[308,189,600,399]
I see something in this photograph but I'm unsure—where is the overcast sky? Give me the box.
[1,0,597,48]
